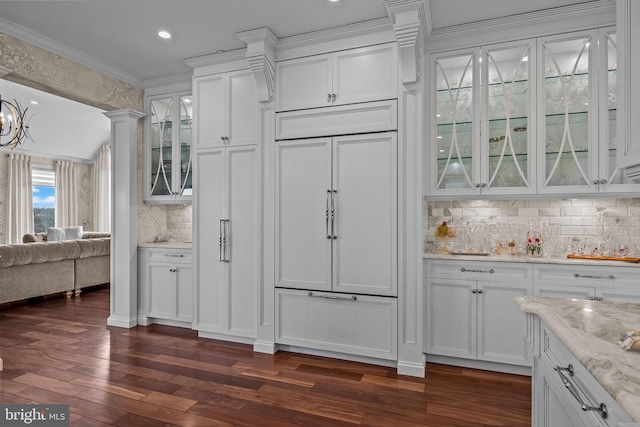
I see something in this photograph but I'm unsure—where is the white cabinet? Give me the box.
[275,132,397,297]
[427,28,639,198]
[193,145,259,339]
[533,263,640,303]
[275,43,397,112]
[533,321,633,427]
[138,247,193,326]
[617,0,640,174]
[429,40,536,197]
[424,260,532,367]
[275,289,397,361]
[192,69,258,150]
[144,91,193,203]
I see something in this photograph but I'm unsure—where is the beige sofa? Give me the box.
[0,233,110,305]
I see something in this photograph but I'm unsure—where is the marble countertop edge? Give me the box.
[425,252,640,267]
[137,242,192,249]
[515,296,640,424]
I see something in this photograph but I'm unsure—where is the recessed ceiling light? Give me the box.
[30,101,38,105]
[158,30,171,39]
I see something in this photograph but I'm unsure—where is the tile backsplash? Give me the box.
[425,198,640,255]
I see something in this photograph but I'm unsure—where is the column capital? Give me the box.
[237,27,279,103]
[384,0,427,85]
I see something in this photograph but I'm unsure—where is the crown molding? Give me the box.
[237,27,278,103]
[425,0,615,52]
[0,17,143,88]
[6,147,95,164]
[184,49,250,75]
[275,17,394,60]
[143,72,193,95]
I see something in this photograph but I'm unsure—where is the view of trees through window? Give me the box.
[32,166,56,233]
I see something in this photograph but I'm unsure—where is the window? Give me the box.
[32,166,55,233]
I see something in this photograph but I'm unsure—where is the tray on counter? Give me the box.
[566,254,640,263]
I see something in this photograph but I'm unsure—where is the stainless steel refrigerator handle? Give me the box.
[331,189,337,239]
[554,365,608,419]
[326,190,331,239]
[219,219,224,263]
[223,219,230,263]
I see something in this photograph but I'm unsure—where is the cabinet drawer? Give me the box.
[275,289,397,360]
[426,259,532,283]
[144,248,192,264]
[534,264,640,290]
[275,100,397,140]
[540,323,633,426]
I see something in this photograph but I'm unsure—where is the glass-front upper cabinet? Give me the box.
[482,40,535,195]
[145,91,193,203]
[430,48,480,196]
[429,41,535,197]
[537,31,596,194]
[597,28,640,191]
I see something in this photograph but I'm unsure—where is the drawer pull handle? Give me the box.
[461,268,494,274]
[554,364,608,420]
[164,254,184,258]
[307,291,356,301]
[574,273,614,280]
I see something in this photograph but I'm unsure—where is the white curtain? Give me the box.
[7,153,34,244]
[93,144,111,232]
[55,160,77,227]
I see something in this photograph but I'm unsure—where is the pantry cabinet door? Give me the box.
[275,138,332,291]
[193,149,227,333]
[332,133,397,296]
[193,74,226,149]
[227,70,258,146]
[225,146,259,337]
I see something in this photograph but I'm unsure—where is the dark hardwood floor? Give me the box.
[0,288,531,426]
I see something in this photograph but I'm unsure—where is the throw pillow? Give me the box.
[64,226,83,240]
[47,227,66,241]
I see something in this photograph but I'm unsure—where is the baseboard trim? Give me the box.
[107,315,137,328]
[425,354,532,376]
[397,355,426,378]
[253,340,278,354]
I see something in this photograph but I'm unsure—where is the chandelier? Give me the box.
[0,95,34,149]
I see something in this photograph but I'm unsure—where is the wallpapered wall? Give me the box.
[0,32,191,245]
[425,197,640,256]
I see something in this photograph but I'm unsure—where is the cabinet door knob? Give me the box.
[599,179,607,184]
[327,94,332,103]
[475,183,481,188]
[169,268,177,272]
[332,93,336,102]
[481,183,487,188]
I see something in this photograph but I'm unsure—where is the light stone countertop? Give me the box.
[137,241,192,249]
[515,296,640,424]
[424,252,640,267]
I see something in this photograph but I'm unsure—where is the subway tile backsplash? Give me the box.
[425,198,640,254]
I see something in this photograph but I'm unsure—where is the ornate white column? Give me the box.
[386,0,427,377]
[104,109,144,328]
[236,27,278,103]
[385,0,427,84]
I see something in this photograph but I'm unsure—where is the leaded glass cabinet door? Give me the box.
[430,48,480,196]
[598,28,640,191]
[482,40,536,195]
[149,95,174,198]
[177,94,193,197]
[537,31,598,194]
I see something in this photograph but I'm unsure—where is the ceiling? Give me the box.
[0,0,599,87]
[0,0,599,161]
